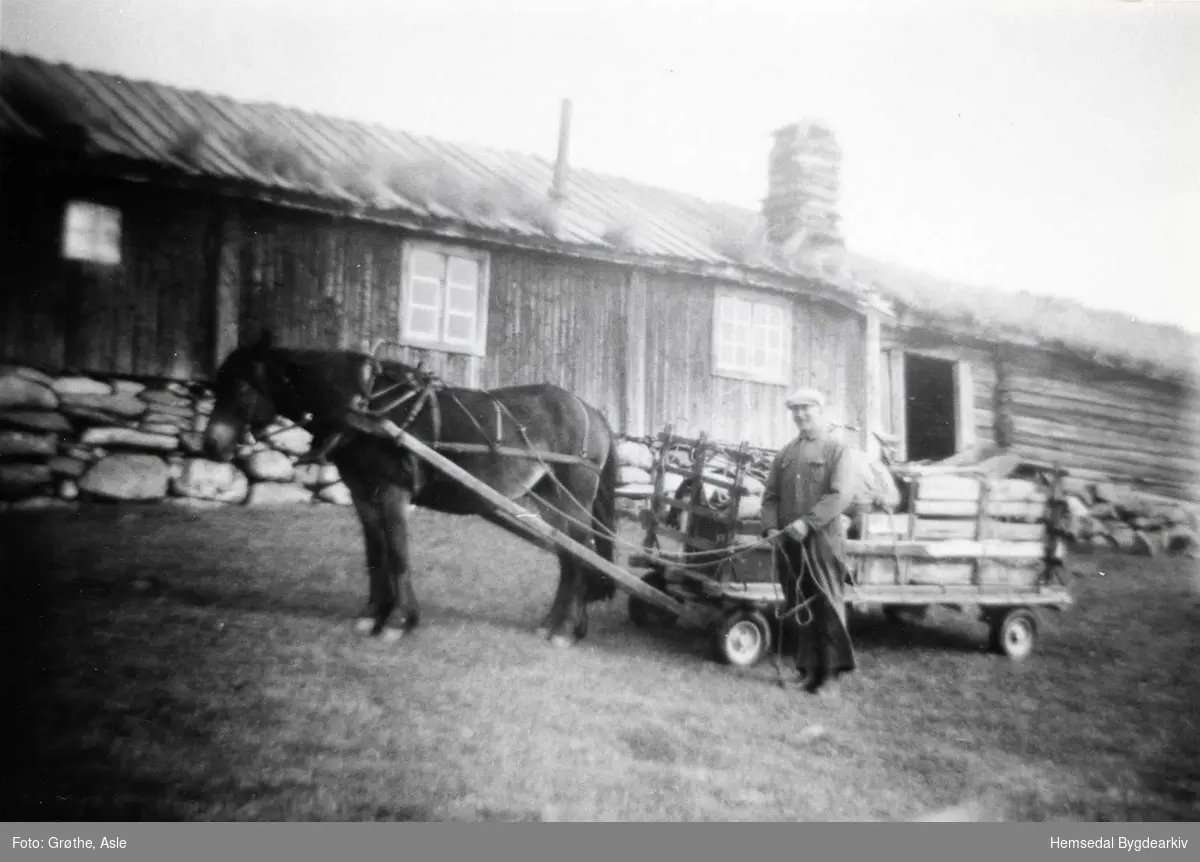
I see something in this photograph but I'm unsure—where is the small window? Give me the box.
[712,290,792,385]
[401,241,489,356]
[63,201,122,264]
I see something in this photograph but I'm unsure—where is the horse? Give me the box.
[201,330,620,648]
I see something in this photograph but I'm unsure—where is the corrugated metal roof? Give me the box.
[2,51,1195,382]
[0,50,866,299]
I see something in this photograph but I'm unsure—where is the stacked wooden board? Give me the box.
[848,472,1068,590]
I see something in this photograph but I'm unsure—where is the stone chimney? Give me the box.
[762,121,842,253]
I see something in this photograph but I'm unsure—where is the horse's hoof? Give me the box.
[354,618,375,634]
[381,627,405,644]
[549,634,574,649]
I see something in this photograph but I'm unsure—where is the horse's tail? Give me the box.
[584,427,620,603]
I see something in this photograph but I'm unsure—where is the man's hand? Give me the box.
[785,519,810,541]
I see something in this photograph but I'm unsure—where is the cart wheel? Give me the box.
[883,605,928,626]
[988,607,1038,661]
[629,571,675,629]
[712,610,772,668]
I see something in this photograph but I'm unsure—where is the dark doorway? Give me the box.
[905,353,957,462]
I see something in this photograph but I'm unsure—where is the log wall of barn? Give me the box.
[0,158,218,381]
[997,347,1200,502]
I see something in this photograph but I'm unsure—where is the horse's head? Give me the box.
[203,330,282,462]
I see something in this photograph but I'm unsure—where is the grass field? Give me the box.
[4,504,1198,822]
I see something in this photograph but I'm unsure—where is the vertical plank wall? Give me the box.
[0,166,218,380]
[232,209,480,385]
[641,273,868,451]
[483,249,628,426]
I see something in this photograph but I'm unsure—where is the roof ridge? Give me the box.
[0,49,559,170]
[2,49,764,219]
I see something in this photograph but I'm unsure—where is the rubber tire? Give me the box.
[629,570,676,629]
[712,609,772,669]
[988,607,1038,661]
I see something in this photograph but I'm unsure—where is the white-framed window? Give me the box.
[400,240,490,356]
[62,201,122,265]
[712,288,792,385]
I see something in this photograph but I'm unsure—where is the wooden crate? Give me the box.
[642,428,1069,597]
[850,557,1043,589]
[862,513,1047,542]
[850,468,1068,592]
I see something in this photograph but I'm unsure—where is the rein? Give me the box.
[236,350,782,579]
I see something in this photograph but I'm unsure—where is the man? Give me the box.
[761,387,858,696]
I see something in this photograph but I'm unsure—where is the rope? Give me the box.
[765,530,850,689]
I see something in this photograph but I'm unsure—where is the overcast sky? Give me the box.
[3,0,1198,336]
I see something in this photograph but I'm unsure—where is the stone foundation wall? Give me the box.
[4,360,1197,562]
[0,365,350,512]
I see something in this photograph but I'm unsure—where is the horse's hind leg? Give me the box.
[536,548,575,646]
[536,478,603,648]
[558,523,599,646]
[543,529,601,648]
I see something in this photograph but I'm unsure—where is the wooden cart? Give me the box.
[626,428,1076,668]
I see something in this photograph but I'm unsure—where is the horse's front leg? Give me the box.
[350,491,388,635]
[379,484,419,640]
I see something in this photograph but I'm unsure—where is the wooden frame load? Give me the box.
[627,427,1074,665]
[850,471,1071,596]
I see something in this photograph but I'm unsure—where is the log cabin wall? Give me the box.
[996,345,1200,502]
[881,321,1200,502]
[0,155,219,382]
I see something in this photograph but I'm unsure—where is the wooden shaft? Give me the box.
[434,441,601,470]
[375,418,709,627]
